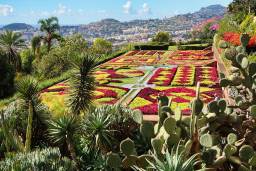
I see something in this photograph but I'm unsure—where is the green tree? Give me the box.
[35,34,88,78]
[92,38,112,55]
[0,54,15,98]
[38,17,61,52]
[48,114,80,167]
[20,49,34,74]
[68,53,98,115]
[0,30,25,71]
[228,0,256,23]
[152,31,171,43]
[31,35,42,59]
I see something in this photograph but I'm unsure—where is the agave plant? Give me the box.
[135,146,199,171]
[68,53,98,115]
[82,106,116,152]
[48,114,81,166]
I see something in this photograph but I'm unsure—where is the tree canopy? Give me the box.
[152,31,171,43]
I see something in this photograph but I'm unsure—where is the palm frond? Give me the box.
[48,114,80,144]
[16,76,39,102]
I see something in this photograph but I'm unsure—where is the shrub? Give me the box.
[0,54,15,98]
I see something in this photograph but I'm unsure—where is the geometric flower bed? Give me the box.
[196,66,219,87]
[41,49,223,117]
[129,86,223,115]
[40,82,129,115]
[169,50,213,60]
[94,68,145,85]
[171,66,195,86]
[148,67,177,86]
[94,85,129,105]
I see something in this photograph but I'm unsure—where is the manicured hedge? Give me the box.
[178,44,211,50]
[134,43,169,50]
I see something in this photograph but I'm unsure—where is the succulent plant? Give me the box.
[240,33,250,48]
[140,121,155,139]
[120,138,135,156]
[219,40,229,49]
[200,134,217,148]
[224,47,237,60]
[107,152,121,169]
[239,145,255,162]
[163,117,176,134]
[227,133,237,144]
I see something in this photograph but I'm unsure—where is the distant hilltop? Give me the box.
[1,23,34,31]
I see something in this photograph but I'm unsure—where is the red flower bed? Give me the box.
[169,50,213,60]
[126,50,139,56]
[146,50,157,56]
[148,68,177,86]
[196,67,219,87]
[129,87,223,115]
[137,51,148,55]
[223,32,256,47]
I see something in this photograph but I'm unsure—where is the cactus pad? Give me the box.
[107,152,121,168]
[227,133,237,144]
[163,117,176,134]
[224,144,237,158]
[239,145,255,161]
[220,78,230,87]
[132,110,143,124]
[240,33,250,47]
[151,138,163,154]
[140,121,154,139]
[224,47,237,60]
[120,138,135,156]
[200,134,216,148]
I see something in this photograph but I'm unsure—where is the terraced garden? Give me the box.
[40,49,223,119]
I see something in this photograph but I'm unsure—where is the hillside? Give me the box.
[74,4,226,39]
[2,23,34,31]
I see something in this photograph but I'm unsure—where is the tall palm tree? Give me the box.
[48,114,80,167]
[0,30,25,71]
[38,17,61,52]
[31,35,41,59]
[16,76,39,152]
[68,53,98,115]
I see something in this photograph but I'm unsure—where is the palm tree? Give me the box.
[31,35,42,59]
[16,76,39,152]
[38,17,61,52]
[68,53,98,115]
[0,30,25,71]
[48,114,80,167]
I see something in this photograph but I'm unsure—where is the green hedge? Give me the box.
[134,43,169,50]
[178,44,211,50]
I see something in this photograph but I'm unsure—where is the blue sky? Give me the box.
[0,0,232,25]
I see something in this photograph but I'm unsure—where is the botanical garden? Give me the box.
[1,0,256,170]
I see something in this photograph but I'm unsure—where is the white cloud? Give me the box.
[0,4,13,16]
[123,0,132,14]
[53,4,71,15]
[138,3,151,15]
